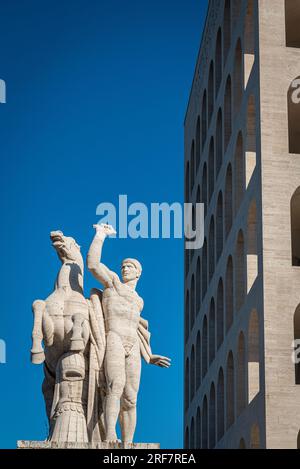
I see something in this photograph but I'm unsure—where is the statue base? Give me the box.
[17,440,160,449]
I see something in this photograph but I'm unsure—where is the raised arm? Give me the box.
[87,224,118,288]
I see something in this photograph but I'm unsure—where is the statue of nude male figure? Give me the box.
[87,223,171,444]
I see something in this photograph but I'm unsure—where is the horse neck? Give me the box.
[55,258,84,295]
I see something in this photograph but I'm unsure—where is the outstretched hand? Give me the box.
[93,223,117,237]
[150,354,171,368]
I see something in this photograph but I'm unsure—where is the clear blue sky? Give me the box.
[0,0,207,449]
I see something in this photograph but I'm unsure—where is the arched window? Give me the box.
[196,408,201,448]
[226,256,234,332]
[196,117,201,171]
[216,192,224,261]
[185,426,189,449]
[248,309,260,402]
[196,256,201,314]
[288,77,300,154]
[202,91,207,150]
[237,332,246,416]
[191,275,195,329]
[209,298,216,365]
[291,187,300,265]
[244,0,255,87]
[202,163,208,218]
[202,238,208,300]
[215,28,222,97]
[185,161,190,202]
[233,39,243,116]
[294,305,300,384]
[208,61,214,124]
[196,331,201,389]
[285,0,300,48]
[185,357,190,411]
[202,316,208,379]
[247,200,258,292]
[246,95,256,186]
[235,230,246,312]
[190,141,195,194]
[185,290,189,344]
[191,345,195,401]
[208,138,215,202]
[209,383,216,449]
[224,76,232,150]
[239,438,246,449]
[225,164,233,238]
[217,368,225,441]
[190,417,195,449]
[234,132,245,215]
[209,217,215,281]
[216,109,223,177]
[250,424,260,449]
[217,279,224,349]
[226,351,235,429]
[224,0,231,66]
[202,396,208,449]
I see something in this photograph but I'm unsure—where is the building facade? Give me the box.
[184,0,300,449]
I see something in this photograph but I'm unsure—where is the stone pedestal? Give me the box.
[17,440,160,449]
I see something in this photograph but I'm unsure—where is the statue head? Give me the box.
[50,231,83,266]
[121,258,142,283]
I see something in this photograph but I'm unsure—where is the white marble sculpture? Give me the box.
[31,226,170,445]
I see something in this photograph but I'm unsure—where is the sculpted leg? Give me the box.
[119,342,141,443]
[31,300,46,364]
[104,332,126,442]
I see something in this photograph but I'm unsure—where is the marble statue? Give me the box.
[30,226,171,445]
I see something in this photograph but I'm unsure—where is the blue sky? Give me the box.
[0,0,207,448]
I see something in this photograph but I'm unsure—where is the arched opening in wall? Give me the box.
[237,332,246,416]
[247,200,258,292]
[216,192,224,261]
[209,216,215,281]
[196,117,201,171]
[244,0,255,87]
[235,230,246,312]
[234,132,245,215]
[191,345,195,401]
[191,275,195,330]
[285,0,300,48]
[185,426,189,449]
[185,161,190,202]
[217,368,225,441]
[246,95,256,187]
[233,39,243,116]
[226,351,235,430]
[293,305,300,384]
[196,256,201,314]
[217,279,224,349]
[224,76,232,151]
[248,309,260,402]
[215,28,222,98]
[208,138,215,202]
[196,331,201,390]
[239,438,246,449]
[224,0,231,67]
[288,77,300,154]
[202,316,208,379]
[185,249,189,277]
[291,188,300,265]
[196,408,201,448]
[216,109,223,177]
[209,383,216,449]
[202,91,207,150]
[209,298,216,365]
[202,163,208,218]
[185,357,189,411]
[225,164,233,238]
[202,238,208,300]
[190,417,195,449]
[226,256,234,332]
[208,61,214,125]
[185,290,189,344]
[202,396,208,449]
[190,141,195,194]
[297,430,300,449]
[250,424,260,449]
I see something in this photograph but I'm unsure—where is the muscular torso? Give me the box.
[102,276,144,345]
